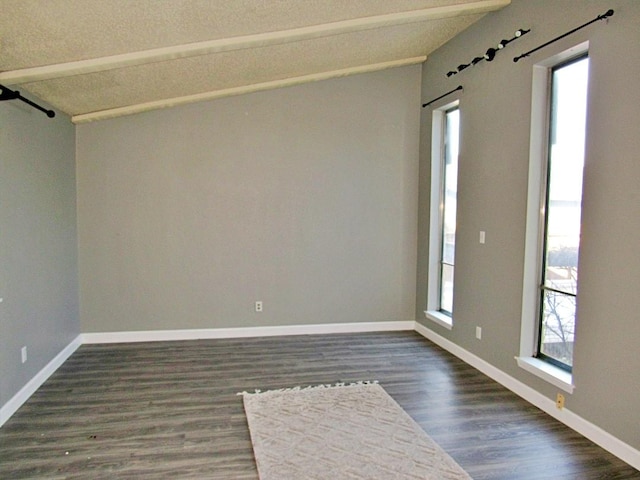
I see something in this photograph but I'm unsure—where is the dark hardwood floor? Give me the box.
[1,331,638,479]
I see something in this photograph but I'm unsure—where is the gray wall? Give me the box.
[77,66,421,333]
[0,94,79,406]
[417,0,640,449]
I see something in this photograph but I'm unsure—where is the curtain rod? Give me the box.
[514,9,614,63]
[447,28,530,77]
[0,84,56,118]
[422,85,463,108]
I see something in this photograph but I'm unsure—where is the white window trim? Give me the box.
[425,101,458,329]
[517,42,588,394]
[515,356,574,393]
[424,310,453,330]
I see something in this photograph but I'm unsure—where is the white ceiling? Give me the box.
[0,0,509,123]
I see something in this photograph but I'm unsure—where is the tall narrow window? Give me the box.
[519,45,589,391]
[426,103,460,329]
[439,107,460,315]
[538,55,589,371]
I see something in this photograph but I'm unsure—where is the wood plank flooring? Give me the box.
[1,331,638,479]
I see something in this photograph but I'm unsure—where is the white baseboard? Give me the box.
[81,320,416,344]
[413,321,640,471]
[0,335,82,428]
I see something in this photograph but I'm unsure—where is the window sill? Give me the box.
[515,356,575,393]
[424,310,453,330]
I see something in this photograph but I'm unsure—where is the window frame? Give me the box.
[517,42,589,393]
[536,53,589,372]
[425,101,460,330]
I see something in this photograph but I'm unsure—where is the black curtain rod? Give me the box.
[447,29,530,77]
[0,84,56,118]
[422,85,463,108]
[514,9,614,63]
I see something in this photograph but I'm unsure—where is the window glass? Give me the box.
[439,108,459,315]
[538,56,589,370]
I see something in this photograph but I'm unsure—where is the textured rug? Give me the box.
[240,381,472,480]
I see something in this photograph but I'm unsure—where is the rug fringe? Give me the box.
[237,380,378,397]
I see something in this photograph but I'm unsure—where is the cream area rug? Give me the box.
[240,381,472,480]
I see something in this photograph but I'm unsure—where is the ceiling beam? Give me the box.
[1,0,509,84]
[71,56,427,124]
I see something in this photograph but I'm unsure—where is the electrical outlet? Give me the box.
[21,346,27,364]
[255,301,263,312]
[475,326,482,340]
[556,393,565,409]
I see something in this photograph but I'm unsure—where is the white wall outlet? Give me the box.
[475,326,482,340]
[255,301,263,312]
[21,346,27,364]
[479,231,486,244]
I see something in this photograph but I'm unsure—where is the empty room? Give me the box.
[1,1,639,478]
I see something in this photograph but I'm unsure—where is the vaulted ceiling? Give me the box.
[0,0,509,123]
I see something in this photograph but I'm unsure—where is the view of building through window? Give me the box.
[538,55,589,370]
[440,107,459,315]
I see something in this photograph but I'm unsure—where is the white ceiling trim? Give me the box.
[1,0,508,85]
[71,56,427,124]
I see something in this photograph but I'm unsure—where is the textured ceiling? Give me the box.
[0,0,510,122]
